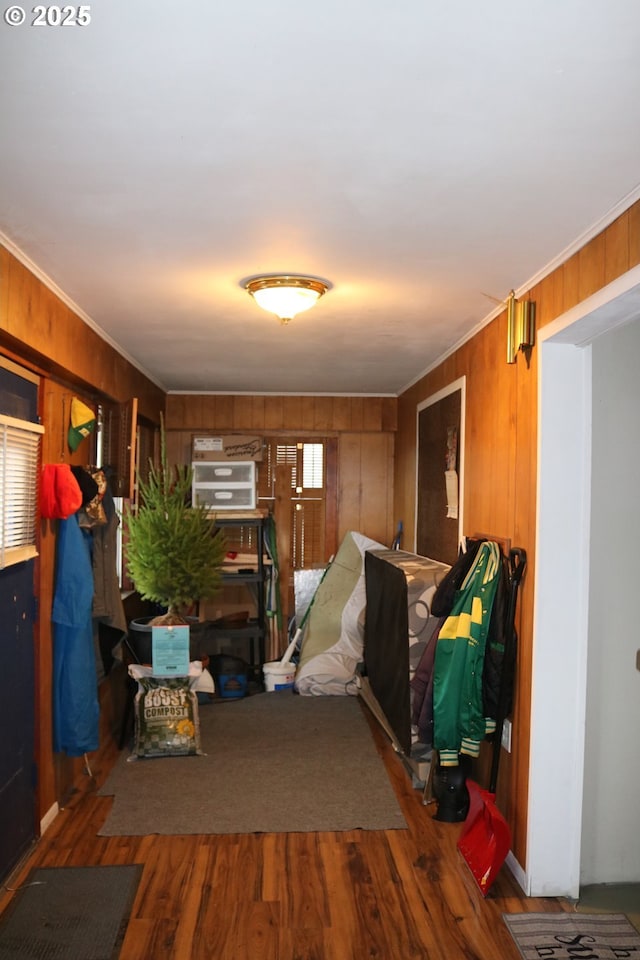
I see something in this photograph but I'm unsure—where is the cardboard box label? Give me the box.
[192,435,263,461]
[195,437,224,452]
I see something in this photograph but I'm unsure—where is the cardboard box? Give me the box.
[199,585,257,623]
[192,435,263,461]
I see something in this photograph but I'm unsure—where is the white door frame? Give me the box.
[525,264,640,897]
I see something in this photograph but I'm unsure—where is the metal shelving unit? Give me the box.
[209,514,267,667]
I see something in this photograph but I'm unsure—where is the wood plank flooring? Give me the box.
[0,696,568,959]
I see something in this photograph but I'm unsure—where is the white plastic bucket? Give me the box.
[263,660,296,692]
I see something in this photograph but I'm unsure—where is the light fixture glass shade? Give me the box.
[245,275,330,324]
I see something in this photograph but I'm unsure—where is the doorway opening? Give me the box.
[527,264,640,898]
[257,438,336,635]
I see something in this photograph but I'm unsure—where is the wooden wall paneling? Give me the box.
[98,350,117,401]
[337,433,363,544]
[0,243,166,825]
[324,438,339,559]
[394,392,422,551]
[182,394,204,429]
[203,394,221,428]
[396,333,530,859]
[165,393,219,433]
[349,397,365,431]
[467,334,518,541]
[561,252,580,314]
[50,298,71,365]
[385,433,396,548]
[335,431,394,547]
[250,395,265,429]
[629,201,640,266]
[230,396,252,430]
[167,394,398,447]
[357,433,393,547]
[299,396,315,431]
[393,205,640,872]
[166,395,397,568]
[604,211,630,286]
[74,312,95,378]
[383,433,396,547]
[172,395,188,429]
[362,396,382,432]
[461,336,490,534]
[3,254,27,334]
[578,231,606,302]
[312,398,333,432]
[36,385,62,822]
[165,395,187,429]
[197,394,217,428]
[280,395,301,428]
[0,248,9,324]
[214,395,234,430]
[38,380,99,820]
[264,396,284,431]
[508,329,539,861]
[5,256,46,343]
[486,329,517,537]
[498,355,518,537]
[535,265,564,328]
[2,249,164,422]
[130,376,163,427]
[165,429,191,468]
[332,397,352,431]
[17,267,69,378]
[178,393,198,429]
[381,397,398,432]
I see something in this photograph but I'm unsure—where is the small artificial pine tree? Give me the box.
[124,422,226,625]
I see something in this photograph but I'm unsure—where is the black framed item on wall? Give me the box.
[415,377,465,565]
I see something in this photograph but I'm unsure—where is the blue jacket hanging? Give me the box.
[52,514,99,756]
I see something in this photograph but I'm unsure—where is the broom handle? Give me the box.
[488,547,526,793]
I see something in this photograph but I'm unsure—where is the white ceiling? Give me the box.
[1,0,639,396]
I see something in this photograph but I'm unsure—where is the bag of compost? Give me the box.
[128,662,204,758]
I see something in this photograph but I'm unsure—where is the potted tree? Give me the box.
[124,421,226,649]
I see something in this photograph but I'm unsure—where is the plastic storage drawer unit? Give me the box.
[192,461,257,511]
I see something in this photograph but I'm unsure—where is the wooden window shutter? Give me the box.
[100,397,138,499]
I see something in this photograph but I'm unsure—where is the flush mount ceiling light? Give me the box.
[244,275,331,325]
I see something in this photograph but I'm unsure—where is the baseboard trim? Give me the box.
[40,802,59,836]
[506,850,528,895]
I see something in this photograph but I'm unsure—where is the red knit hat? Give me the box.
[40,464,82,519]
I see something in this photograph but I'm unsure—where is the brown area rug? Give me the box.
[503,912,640,960]
[98,691,407,835]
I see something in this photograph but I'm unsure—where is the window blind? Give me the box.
[302,443,323,489]
[0,413,44,569]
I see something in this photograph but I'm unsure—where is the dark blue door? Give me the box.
[0,365,38,881]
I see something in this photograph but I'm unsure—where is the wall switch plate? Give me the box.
[501,718,512,752]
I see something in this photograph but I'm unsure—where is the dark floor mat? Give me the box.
[0,864,142,959]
